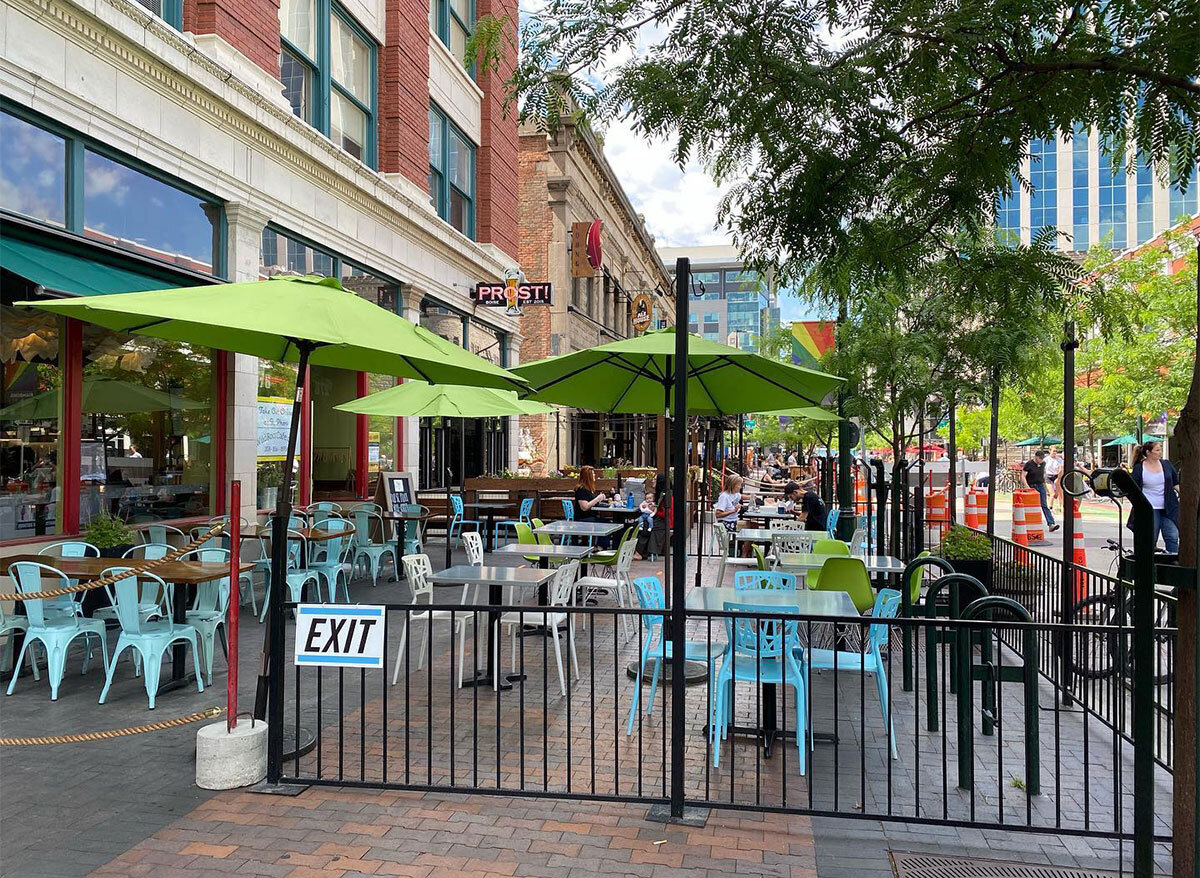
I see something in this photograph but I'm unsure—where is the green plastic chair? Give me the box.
[752,544,768,570]
[812,556,876,613]
[515,521,541,564]
[588,525,636,569]
[98,570,204,709]
[6,562,108,701]
[808,538,851,588]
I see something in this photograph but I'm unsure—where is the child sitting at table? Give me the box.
[636,494,656,534]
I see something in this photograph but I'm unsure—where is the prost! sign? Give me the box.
[473,282,553,308]
[294,605,386,669]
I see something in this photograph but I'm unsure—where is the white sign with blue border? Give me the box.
[293,605,386,669]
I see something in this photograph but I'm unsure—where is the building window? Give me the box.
[1098,137,1127,251]
[132,0,183,28]
[431,0,474,72]
[0,105,224,276]
[278,0,377,168]
[1072,127,1089,251]
[1136,152,1155,244]
[1028,138,1056,236]
[995,176,1021,246]
[428,104,475,238]
[1169,167,1199,224]
[260,226,335,278]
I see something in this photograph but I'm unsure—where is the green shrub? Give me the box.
[937,524,992,561]
[83,513,136,549]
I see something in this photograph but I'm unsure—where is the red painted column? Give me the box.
[355,371,370,498]
[394,377,403,471]
[299,365,312,506]
[59,318,83,535]
[213,350,229,515]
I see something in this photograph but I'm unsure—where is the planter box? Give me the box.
[466,477,618,495]
[81,543,134,617]
[946,558,994,595]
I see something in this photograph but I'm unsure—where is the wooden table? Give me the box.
[686,587,859,757]
[427,565,555,690]
[1,554,255,690]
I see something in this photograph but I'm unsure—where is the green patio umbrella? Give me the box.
[754,405,841,422]
[19,274,526,736]
[513,327,841,415]
[1103,433,1140,447]
[333,382,554,418]
[1014,436,1062,447]
[335,382,555,566]
[0,376,206,420]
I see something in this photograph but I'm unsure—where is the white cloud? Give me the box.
[601,118,729,248]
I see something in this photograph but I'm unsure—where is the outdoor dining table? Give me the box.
[733,527,775,545]
[0,554,255,691]
[532,520,623,541]
[591,504,643,519]
[775,553,905,576]
[740,507,796,522]
[427,564,555,690]
[379,509,432,575]
[685,586,859,758]
[493,543,593,603]
[462,500,516,553]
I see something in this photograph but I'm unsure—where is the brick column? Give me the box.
[475,0,519,258]
[185,0,282,80]
[378,0,431,189]
[224,203,269,523]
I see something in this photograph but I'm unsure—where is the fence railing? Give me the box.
[275,600,1170,854]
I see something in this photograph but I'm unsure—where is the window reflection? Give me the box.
[0,110,67,227]
[0,302,61,540]
[340,262,398,311]
[78,332,213,525]
[261,227,335,277]
[83,150,219,274]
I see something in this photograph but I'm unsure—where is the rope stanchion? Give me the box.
[0,521,228,602]
[0,706,224,746]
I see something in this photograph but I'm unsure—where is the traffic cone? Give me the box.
[1011,499,1028,564]
[855,473,868,514]
[1023,490,1047,544]
[965,489,979,529]
[1071,500,1089,601]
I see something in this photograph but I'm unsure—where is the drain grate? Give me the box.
[892,852,1116,878]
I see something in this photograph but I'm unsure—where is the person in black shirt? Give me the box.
[1022,450,1058,531]
[800,491,828,532]
[573,465,614,547]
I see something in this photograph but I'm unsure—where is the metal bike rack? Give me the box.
[923,572,989,732]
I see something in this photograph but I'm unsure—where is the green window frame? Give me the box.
[430,0,475,75]
[0,101,227,278]
[428,103,476,239]
[279,0,378,169]
[132,0,183,29]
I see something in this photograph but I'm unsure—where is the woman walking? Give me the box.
[1129,441,1180,553]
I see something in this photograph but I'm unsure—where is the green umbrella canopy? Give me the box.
[0,377,206,420]
[1014,436,1062,447]
[1103,433,1141,447]
[333,382,555,418]
[19,275,525,391]
[513,327,842,416]
[755,405,841,422]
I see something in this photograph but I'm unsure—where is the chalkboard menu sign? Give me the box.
[257,397,292,461]
[373,471,417,540]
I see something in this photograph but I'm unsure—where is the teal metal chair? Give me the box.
[6,562,108,701]
[733,570,797,591]
[401,503,428,556]
[140,523,186,546]
[93,544,171,626]
[308,518,352,601]
[711,600,809,773]
[494,497,534,547]
[181,549,232,683]
[796,588,901,758]
[0,601,39,680]
[98,570,204,708]
[351,509,398,587]
[447,495,479,547]
[625,576,724,735]
[265,530,322,618]
[37,541,98,619]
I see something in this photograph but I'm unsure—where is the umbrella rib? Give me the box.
[608,355,655,412]
[525,353,619,392]
[692,368,723,417]
[124,317,172,334]
[720,356,824,406]
[401,356,434,384]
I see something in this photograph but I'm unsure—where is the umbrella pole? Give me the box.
[694,419,708,589]
[257,342,313,783]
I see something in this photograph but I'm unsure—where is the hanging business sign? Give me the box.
[473,281,553,309]
[294,605,386,668]
[630,293,653,333]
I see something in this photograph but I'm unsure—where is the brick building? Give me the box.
[0,0,522,542]
[516,113,673,473]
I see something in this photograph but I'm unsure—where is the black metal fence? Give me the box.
[274,599,1170,855]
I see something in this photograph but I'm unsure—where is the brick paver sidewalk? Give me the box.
[91,786,817,877]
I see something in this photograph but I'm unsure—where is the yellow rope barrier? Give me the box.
[0,521,229,602]
[0,706,224,746]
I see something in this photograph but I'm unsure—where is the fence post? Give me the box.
[1059,323,1077,708]
[669,258,690,821]
[228,481,240,732]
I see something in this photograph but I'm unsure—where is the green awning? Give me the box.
[0,235,184,297]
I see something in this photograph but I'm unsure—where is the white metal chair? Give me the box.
[575,537,637,640]
[769,531,817,569]
[769,519,806,531]
[499,560,580,696]
[849,527,868,555]
[390,554,471,688]
[711,524,759,587]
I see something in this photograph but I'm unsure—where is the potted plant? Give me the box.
[258,463,283,509]
[84,512,137,559]
[936,524,993,593]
